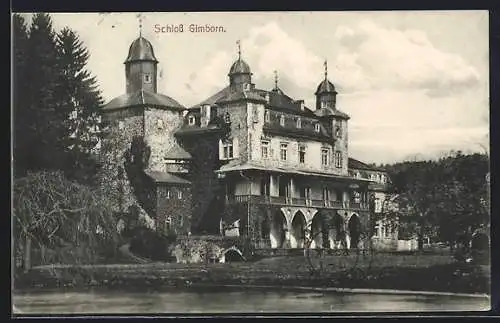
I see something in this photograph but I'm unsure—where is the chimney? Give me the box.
[295,100,305,111]
[200,104,211,127]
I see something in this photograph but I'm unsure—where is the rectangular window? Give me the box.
[166,189,171,199]
[222,140,234,159]
[296,117,301,128]
[335,151,342,168]
[178,190,183,199]
[261,140,270,159]
[157,119,164,129]
[144,73,152,83]
[253,105,259,123]
[165,217,172,230]
[265,110,270,123]
[280,143,288,161]
[280,115,285,126]
[314,123,320,132]
[321,148,330,166]
[299,146,306,164]
[335,125,342,138]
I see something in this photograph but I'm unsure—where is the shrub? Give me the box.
[129,226,176,262]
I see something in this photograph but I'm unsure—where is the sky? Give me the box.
[20,11,490,164]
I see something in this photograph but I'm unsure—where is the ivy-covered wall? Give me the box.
[157,184,192,235]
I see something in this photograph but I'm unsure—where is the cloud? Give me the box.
[184,21,324,107]
[331,20,481,95]
[343,89,489,163]
[33,13,488,164]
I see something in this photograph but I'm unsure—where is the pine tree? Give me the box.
[13,14,31,177]
[56,27,105,184]
[25,13,69,172]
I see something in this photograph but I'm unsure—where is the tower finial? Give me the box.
[236,40,241,60]
[274,70,278,89]
[324,59,328,80]
[136,13,143,37]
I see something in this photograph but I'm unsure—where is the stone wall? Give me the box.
[216,102,249,164]
[99,108,145,216]
[332,118,348,176]
[144,107,184,173]
[171,236,243,264]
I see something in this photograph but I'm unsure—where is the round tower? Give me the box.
[124,36,159,93]
[315,60,337,110]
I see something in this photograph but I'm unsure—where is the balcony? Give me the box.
[227,195,369,210]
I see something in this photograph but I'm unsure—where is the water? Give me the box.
[12,288,490,314]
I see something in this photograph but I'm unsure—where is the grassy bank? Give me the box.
[14,253,490,295]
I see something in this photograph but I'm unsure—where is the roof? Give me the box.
[314,107,350,120]
[145,170,191,184]
[125,36,158,63]
[102,89,184,111]
[229,58,251,75]
[175,125,223,136]
[348,158,385,172]
[190,87,232,109]
[165,145,192,160]
[216,162,373,183]
[315,79,337,95]
[216,90,266,104]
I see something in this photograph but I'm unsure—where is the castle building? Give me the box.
[100,35,395,250]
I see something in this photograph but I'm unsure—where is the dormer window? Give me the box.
[279,115,285,126]
[157,119,164,129]
[296,117,301,129]
[314,123,320,133]
[188,115,196,126]
[264,110,270,123]
[143,73,152,84]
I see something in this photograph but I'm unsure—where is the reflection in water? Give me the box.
[12,289,490,314]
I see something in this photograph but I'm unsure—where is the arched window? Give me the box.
[296,117,301,128]
[264,110,270,123]
[279,114,285,126]
[157,119,164,129]
[314,123,320,132]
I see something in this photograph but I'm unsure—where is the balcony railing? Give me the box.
[227,195,369,210]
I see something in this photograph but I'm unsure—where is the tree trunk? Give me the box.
[23,235,31,273]
[41,244,46,265]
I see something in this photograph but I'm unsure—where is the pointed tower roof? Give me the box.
[315,60,337,95]
[228,40,252,75]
